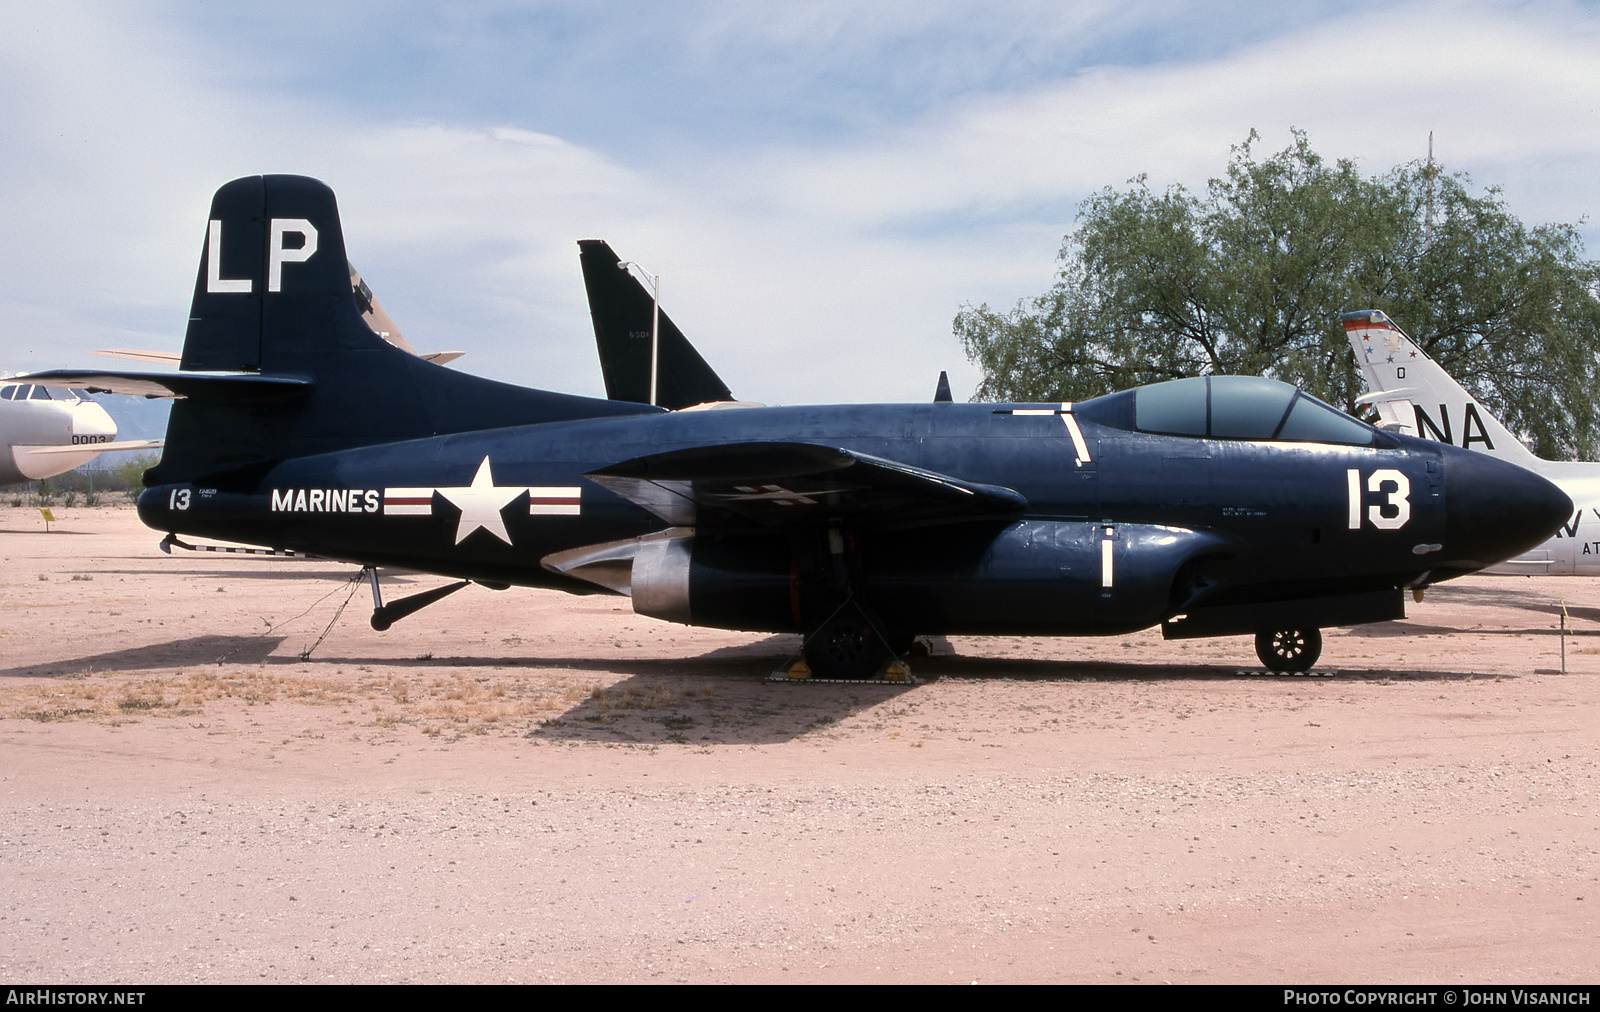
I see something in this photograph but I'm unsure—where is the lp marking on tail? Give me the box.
[205,217,320,294]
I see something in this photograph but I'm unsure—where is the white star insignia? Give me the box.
[436,456,525,545]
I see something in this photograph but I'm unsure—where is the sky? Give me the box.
[2,0,1599,409]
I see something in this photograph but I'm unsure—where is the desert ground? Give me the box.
[0,504,1595,984]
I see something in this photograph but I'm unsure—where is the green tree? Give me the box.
[107,452,161,497]
[956,130,1600,459]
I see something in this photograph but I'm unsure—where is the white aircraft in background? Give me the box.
[0,381,159,485]
[1346,309,1600,575]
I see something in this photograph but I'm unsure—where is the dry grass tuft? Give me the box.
[0,666,598,735]
[589,682,679,711]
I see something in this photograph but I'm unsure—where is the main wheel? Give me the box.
[804,608,889,679]
[1255,627,1321,672]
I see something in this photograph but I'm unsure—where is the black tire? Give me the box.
[1255,627,1321,672]
[804,608,889,679]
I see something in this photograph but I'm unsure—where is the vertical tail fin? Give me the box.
[1344,310,1539,466]
[182,176,349,372]
[144,176,651,487]
[577,239,733,410]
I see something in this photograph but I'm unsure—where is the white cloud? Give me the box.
[755,2,1600,229]
[3,1,1599,407]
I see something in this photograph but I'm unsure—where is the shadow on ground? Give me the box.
[0,529,97,536]
[2,630,1521,745]
[0,634,287,677]
[1430,583,1600,625]
[92,567,376,582]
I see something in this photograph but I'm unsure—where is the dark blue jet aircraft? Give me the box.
[20,176,1571,677]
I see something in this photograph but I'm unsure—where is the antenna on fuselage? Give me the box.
[617,260,661,407]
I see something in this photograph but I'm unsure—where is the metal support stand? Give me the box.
[1560,597,1568,673]
[367,567,471,631]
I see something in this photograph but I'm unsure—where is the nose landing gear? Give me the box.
[1255,626,1322,672]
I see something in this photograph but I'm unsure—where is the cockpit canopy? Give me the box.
[0,384,89,403]
[1083,375,1377,446]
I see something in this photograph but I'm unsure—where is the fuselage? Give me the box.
[137,384,1569,640]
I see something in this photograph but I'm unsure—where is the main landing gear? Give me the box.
[1255,626,1322,673]
[793,524,913,681]
[803,602,895,680]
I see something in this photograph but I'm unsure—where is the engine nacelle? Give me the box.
[862,520,1236,636]
[630,531,693,624]
[541,528,794,629]
[544,520,1237,638]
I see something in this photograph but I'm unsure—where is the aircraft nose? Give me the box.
[73,400,117,439]
[1439,446,1571,573]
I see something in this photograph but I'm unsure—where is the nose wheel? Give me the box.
[1255,627,1322,672]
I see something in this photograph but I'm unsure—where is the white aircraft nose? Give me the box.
[71,400,117,440]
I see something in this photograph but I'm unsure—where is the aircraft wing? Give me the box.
[14,370,311,401]
[587,441,1026,527]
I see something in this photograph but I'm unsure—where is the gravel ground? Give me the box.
[0,505,1595,983]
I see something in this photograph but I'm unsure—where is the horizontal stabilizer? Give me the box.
[28,438,163,455]
[95,345,462,371]
[587,441,1027,527]
[14,369,311,401]
[93,349,181,365]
